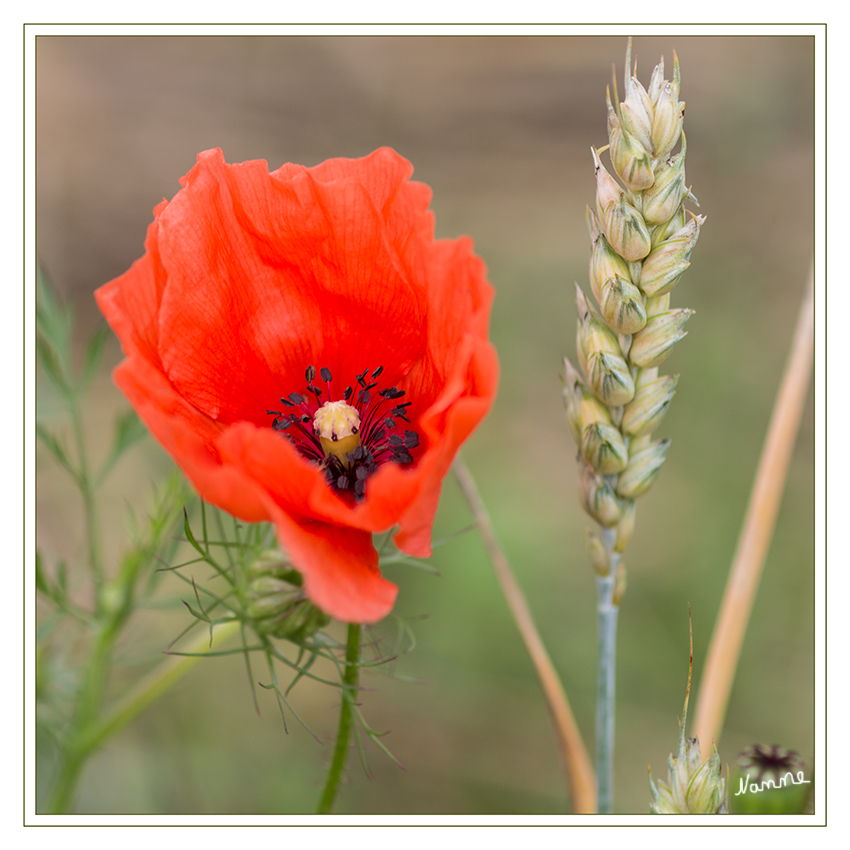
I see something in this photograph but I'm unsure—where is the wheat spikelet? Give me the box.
[566,41,705,584]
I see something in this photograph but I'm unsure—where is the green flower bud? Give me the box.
[614,498,636,552]
[599,276,647,335]
[639,215,704,297]
[581,421,629,475]
[621,374,678,436]
[616,438,670,499]
[246,575,301,619]
[246,562,330,642]
[576,285,636,406]
[642,148,687,226]
[629,309,693,368]
[578,460,621,527]
[586,528,611,577]
[247,549,294,580]
[603,193,653,262]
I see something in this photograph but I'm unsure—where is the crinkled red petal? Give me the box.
[96,146,498,624]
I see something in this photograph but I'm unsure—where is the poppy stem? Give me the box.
[316,622,361,814]
[452,456,597,813]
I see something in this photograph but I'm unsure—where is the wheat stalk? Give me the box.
[564,39,704,812]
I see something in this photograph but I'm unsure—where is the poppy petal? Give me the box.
[97,147,498,623]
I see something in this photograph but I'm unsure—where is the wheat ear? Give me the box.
[564,39,704,812]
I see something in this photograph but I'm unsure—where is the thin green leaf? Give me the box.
[36,268,72,351]
[265,641,344,689]
[154,555,207,573]
[352,721,373,779]
[183,508,207,558]
[240,623,261,715]
[35,335,72,398]
[55,561,67,597]
[36,422,81,485]
[35,550,50,596]
[97,410,148,484]
[79,322,111,391]
[353,705,405,769]
[431,522,478,548]
[164,645,265,659]
[182,600,211,623]
[167,569,239,612]
[284,648,321,697]
[259,647,321,741]
[36,269,74,395]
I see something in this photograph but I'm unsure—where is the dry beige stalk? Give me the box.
[453,457,597,813]
[693,268,814,759]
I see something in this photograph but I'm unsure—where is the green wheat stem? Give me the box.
[595,529,620,814]
[565,42,698,813]
[316,622,361,814]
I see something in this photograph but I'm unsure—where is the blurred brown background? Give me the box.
[36,35,815,814]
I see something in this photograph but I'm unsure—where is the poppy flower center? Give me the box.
[313,400,362,467]
[267,365,420,501]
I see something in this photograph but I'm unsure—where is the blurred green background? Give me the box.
[35,34,815,814]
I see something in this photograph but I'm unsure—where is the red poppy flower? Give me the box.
[96,147,498,624]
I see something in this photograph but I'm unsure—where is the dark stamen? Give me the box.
[270,364,420,503]
[379,387,404,399]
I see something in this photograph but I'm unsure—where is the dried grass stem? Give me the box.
[693,267,814,759]
[453,456,597,813]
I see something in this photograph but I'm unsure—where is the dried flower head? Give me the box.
[737,744,806,784]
